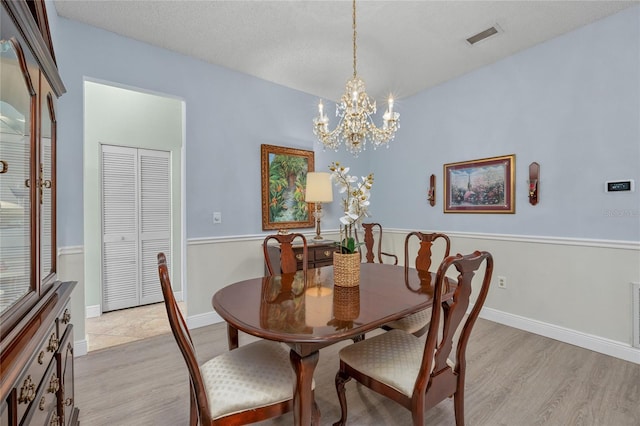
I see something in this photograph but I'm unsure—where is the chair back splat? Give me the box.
[157,253,295,425]
[405,231,451,273]
[263,233,309,275]
[356,223,398,265]
[334,250,493,426]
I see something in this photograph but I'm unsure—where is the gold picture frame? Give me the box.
[444,154,515,213]
[261,144,315,230]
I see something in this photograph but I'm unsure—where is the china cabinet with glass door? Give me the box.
[1,1,79,425]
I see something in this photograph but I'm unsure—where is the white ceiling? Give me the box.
[53,0,637,102]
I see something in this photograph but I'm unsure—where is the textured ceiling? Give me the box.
[53,1,637,101]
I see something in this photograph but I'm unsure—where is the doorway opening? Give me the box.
[84,80,185,351]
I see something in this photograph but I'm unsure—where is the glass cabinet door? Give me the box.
[0,38,35,314]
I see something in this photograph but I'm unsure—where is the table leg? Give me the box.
[289,349,320,426]
[227,324,239,350]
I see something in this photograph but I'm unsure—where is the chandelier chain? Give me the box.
[352,0,357,78]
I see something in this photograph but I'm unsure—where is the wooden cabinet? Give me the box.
[0,1,78,425]
[3,282,77,426]
[266,240,336,273]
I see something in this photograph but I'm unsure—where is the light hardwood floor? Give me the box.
[75,319,640,425]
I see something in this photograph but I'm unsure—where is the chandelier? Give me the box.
[313,0,400,157]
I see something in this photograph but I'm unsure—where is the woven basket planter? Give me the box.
[333,252,360,287]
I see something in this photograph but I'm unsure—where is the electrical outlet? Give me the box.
[497,276,506,289]
[213,212,222,224]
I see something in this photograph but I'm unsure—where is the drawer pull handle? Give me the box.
[65,397,74,406]
[324,250,331,257]
[0,160,7,174]
[18,375,36,404]
[48,374,60,393]
[39,396,46,411]
[47,333,59,352]
[62,309,71,324]
[38,350,45,364]
[295,254,303,260]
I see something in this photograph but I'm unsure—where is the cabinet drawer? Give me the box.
[310,247,334,263]
[20,361,59,426]
[14,323,58,422]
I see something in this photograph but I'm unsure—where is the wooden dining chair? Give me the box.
[355,223,398,265]
[382,231,451,337]
[157,253,297,425]
[333,251,493,426]
[225,233,310,351]
[263,233,309,275]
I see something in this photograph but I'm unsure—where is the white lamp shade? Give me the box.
[305,172,333,203]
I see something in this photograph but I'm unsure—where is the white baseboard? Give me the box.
[186,310,223,329]
[86,292,181,318]
[86,304,101,318]
[479,307,640,364]
[75,339,88,357]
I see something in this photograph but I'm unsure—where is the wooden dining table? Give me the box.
[212,263,450,426]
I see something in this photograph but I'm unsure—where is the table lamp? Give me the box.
[305,172,333,240]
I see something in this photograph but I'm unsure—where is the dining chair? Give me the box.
[225,233,310,351]
[355,223,398,265]
[157,252,301,425]
[383,231,451,337]
[263,232,309,275]
[333,250,493,426]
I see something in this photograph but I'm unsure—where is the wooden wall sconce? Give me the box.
[528,162,540,205]
[427,174,436,206]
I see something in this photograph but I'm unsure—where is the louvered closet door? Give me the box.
[139,149,170,305]
[102,145,139,311]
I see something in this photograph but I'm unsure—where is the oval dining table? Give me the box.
[212,263,450,426]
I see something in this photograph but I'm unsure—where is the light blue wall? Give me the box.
[48,3,639,245]
[47,6,339,246]
[371,5,640,242]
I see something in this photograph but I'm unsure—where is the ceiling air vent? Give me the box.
[466,25,501,46]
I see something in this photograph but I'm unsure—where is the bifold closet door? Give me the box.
[101,145,170,312]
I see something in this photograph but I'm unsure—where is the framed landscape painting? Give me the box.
[261,144,315,230]
[444,154,515,213]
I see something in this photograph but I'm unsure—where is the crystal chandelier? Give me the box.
[313,0,400,157]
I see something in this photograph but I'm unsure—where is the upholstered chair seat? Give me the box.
[201,340,306,420]
[339,329,453,396]
[382,308,432,336]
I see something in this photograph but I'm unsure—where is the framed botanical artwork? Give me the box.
[261,144,315,230]
[444,154,515,213]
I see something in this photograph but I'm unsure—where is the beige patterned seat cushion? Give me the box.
[384,308,431,334]
[201,340,310,420]
[339,329,453,397]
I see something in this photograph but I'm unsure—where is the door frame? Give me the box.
[83,79,185,317]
